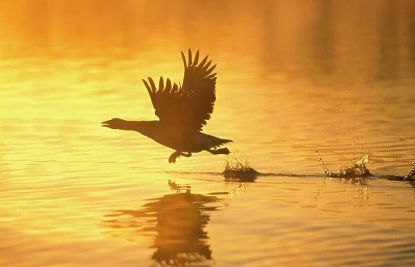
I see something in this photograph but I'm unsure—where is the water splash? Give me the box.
[222,155,259,182]
[318,153,372,178]
[404,162,415,181]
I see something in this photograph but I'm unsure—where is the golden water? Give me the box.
[1,1,415,266]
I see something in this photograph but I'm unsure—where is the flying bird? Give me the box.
[102,49,232,163]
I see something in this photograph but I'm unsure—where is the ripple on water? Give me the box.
[2,2,415,265]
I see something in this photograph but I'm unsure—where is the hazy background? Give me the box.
[1,1,415,266]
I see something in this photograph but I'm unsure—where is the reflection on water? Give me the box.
[2,1,415,266]
[104,181,220,266]
[317,175,371,201]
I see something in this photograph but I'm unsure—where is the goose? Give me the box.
[102,49,232,163]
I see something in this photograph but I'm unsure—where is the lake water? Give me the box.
[1,1,415,266]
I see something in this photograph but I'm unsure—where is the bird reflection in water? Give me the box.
[104,180,220,266]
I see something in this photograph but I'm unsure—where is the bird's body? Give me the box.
[104,120,231,153]
[103,50,232,163]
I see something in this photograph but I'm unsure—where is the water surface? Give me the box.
[1,1,415,266]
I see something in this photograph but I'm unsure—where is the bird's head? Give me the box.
[101,118,126,129]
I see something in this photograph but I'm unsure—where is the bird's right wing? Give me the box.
[142,50,217,133]
[180,49,217,131]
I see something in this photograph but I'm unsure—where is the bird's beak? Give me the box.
[101,120,111,128]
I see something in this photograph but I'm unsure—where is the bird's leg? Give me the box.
[168,151,181,163]
[168,151,192,163]
[180,152,192,158]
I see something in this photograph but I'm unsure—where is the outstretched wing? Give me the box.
[142,50,217,132]
[181,49,217,130]
[142,76,186,130]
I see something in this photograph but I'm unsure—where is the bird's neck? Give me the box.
[119,120,161,137]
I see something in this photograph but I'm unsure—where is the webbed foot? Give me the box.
[168,151,192,163]
[207,147,230,155]
[181,152,192,158]
[168,151,180,163]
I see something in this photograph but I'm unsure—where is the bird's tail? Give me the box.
[199,132,232,155]
[211,137,233,148]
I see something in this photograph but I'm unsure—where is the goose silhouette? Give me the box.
[102,49,232,163]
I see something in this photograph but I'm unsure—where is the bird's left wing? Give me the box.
[142,77,189,130]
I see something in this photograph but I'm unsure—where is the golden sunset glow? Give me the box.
[1,1,415,266]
